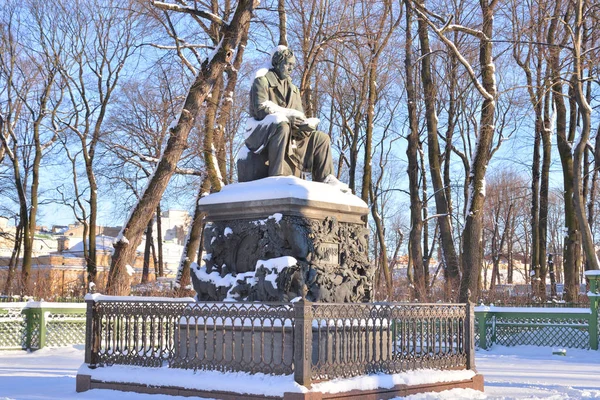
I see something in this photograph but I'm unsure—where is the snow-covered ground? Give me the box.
[0,345,599,399]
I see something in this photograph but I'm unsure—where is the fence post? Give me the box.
[293,299,312,388]
[476,309,488,350]
[585,271,599,350]
[84,298,100,367]
[22,307,33,350]
[38,306,47,349]
[465,302,476,370]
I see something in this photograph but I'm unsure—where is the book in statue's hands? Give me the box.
[296,117,320,131]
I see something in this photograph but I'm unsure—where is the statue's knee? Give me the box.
[272,121,291,139]
[237,148,269,182]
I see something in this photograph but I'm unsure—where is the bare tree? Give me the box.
[510,0,554,299]
[404,0,426,300]
[571,0,599,272]
[415,0,461,300]
[49,0,141,286]
[412,0,501,302]
[0,1,60,294]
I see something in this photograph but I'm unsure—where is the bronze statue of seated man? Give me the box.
[238,47,348,191]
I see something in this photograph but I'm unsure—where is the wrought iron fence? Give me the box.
[84,296,474,387]
[475,273,600,350]
[0,302,86,350]
[0,303,26,349]
[475,308,592,349]
[309,303,471,382]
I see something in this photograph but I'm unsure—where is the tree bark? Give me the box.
[141,217,153,284]
[571,0,599,272]
[459,0,498,303]
[214,30,249,182]
[537,92,552,299]
[156,204,164,277]
[277,0,288,46]
[416,0,461,300]
[4,222,22,295]
[204,74,224,192]
[530,105,541,297]
[548,0,581,301]
[404,2,426,300]
[176,178,210,293]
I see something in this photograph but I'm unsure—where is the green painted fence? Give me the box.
[0,301,86,350]
[475,271,600,350]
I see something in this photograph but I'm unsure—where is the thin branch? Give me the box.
[410,0,494,101]
[442,24,488,41]
[152,1,225,26]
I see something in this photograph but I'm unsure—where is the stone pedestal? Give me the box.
[191,177,372,302]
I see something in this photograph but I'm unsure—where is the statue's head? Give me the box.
[271,47,296,80]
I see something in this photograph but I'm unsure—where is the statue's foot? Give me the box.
[323,174,350,193]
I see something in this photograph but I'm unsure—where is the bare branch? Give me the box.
[145,43,212,50]
[410,0,494,101]
[152,1,224,26]
[441,25,488,41]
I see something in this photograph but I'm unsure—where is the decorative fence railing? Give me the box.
[475,271,600,350]
[0,301,86,350]
[84,294,474,387]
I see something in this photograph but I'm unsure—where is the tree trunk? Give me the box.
[141,217,153,284]
[537,92,552,300]
[4,222,23,295]
[459,0,497,303]
[404,2,426,300]
[588,121,600,258]
[370,185,392,299]
[360,58,376,204]
[348,111,361,193]
[204,74,224,192]
[277,0,288,46]
[530,107,541,297]
[215,31,249,182]
[156,204,164,277]
[107,0,257,295]
[554,75,579,301]
[420,146,431,297]
[571,0,599,272]
[87,170,98,285]
[176,179,209,293]
[416,0,461,300]
[507,212,515,284]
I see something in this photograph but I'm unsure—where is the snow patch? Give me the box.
[254,67,269,79]
[113,233,129,245]
[84,293,195,302]
[237,144,250,160]
[198,176,367,209]
[191,256,297,300]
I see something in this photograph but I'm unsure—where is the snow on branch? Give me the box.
[441,24,488,41]
[146,43,213,51]
[152,1,225,26]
